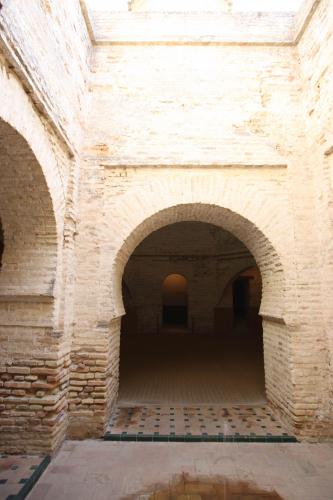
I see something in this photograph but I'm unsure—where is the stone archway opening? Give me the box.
[0,118,60,453]
[0,118,58,297]
[75,198,295,440]
[117,221,266,408]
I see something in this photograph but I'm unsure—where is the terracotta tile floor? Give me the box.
[106,405,295,442]
[0,454,49,499]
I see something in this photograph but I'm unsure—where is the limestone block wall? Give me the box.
[123,222,256,335]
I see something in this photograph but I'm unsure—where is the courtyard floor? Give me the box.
[27,440,333,500]
[118,333,266,406]
[0,454,49,499]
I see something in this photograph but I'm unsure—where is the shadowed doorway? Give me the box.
[118,221,265,406]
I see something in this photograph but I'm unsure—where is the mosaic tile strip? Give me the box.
[0,454,50,500]
[104,433,297,443]
[105,405,297,443]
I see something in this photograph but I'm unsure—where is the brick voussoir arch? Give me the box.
[105,177,290,324]
[0,118,59,297]
[0,66,66,230]
[90,178,297,435]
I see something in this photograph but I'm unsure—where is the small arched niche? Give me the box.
[162,273,188,327]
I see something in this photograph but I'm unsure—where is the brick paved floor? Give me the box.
[27,440,333,500]
[0,454,49,499]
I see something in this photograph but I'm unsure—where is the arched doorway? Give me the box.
[107,199,288,412]
[73,186,295,438]
[0,118,59,453]
[118,221,265,407]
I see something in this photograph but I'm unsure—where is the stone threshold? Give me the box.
[104,433,297,443]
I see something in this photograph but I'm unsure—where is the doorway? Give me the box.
[118,222,265,407]
[162,273,188,327]
[233,277,250,319]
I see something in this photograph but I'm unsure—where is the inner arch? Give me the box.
[0,118,58,296]
[118,220,265,406]
[111,202,285,322]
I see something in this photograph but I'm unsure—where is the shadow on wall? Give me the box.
[121,279,138,334]
[0,219,3,269]
[214,265,262,339]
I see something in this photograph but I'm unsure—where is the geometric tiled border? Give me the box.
[5,455,51,500]
[104,433,297,443]
[107,405,296,442]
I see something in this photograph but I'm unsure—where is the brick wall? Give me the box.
[73,1,333,441]
[0,0,91,452]
[0,113,70,453]
[73,165,293,436]
[0,0,332,449]
[297,0,333,437]
[0,0,91,153]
